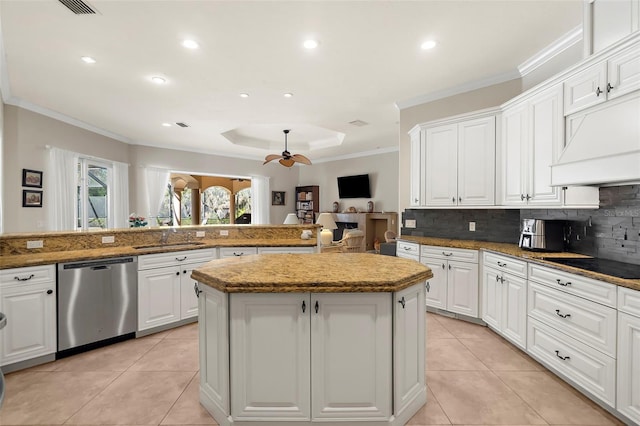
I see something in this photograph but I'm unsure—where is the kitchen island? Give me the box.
[192,253,432,426]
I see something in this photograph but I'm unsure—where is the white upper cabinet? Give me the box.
[409,127,423,207]
[500,101,529,205]
[423,114,496,207]
[590,0,640,53]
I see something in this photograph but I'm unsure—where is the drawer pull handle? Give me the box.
[441,264,445,269]
[14,274,35,281]
[315,300,319,314]
[442,252,453,257]
[555,350,570,361]
[302,300,306,313]
[556,279,571,287]
[555,309,571,319]
[496,274,500,282]
[497,261,507,267]
[398,296,406,309]
[426,282,430,292]
[233,252,244,256]
[175,256,187,261]
[404,247,412,251]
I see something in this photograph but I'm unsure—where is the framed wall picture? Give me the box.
[22,169,43,188]
[23,190,43,208]
[271,191,285,206]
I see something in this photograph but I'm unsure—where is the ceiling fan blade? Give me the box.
[263,154,282,165]
[279,158,295,167]
[291,154,312,165]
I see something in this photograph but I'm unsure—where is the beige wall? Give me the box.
[0,96,4,233]
[397,79,523,216]
[521,42,584,91]
[298,151,399,215]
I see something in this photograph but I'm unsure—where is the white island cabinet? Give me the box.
[617,286,640,424]
[193,253,431,426]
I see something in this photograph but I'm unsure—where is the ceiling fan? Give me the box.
[263,129,312,167]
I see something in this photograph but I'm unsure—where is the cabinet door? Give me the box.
[311,293,391,420]
[592,0,635,53]
[409,128,423,206]
[137,267,181,331]
[528,85,563,205]
[424,124,458,206]
[500,102,528,205]
[617,312,640,424]
[481,266,502,331]
[607,43,640,100]
[457,116,496,205]
[0,283,56,365]
[420,258,447,310]
[198,284,230,416]
[501,273,527,350]
[394,283,426,417]
[180,262,208,320]
[446,261,479,317]
[230,293,310,420]
[564,61,608,115]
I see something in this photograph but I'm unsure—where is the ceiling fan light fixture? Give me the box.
[263,129,312,167]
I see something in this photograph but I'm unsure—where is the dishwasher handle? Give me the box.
[90,265,110,271]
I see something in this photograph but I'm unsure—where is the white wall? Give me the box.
[297,151,399,214]
[0,96,4,233]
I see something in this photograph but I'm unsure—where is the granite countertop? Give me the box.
[192,253,433,293]
[1,238,318,270]
[398,235,640,292]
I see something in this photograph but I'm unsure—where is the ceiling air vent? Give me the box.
[176,122,190,128]
[349,120,369,127]
[58,0,97,14]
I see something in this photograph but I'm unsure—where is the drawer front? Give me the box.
[138,248,216,270]
[0,265,56,287]
[527,317,616,408]
[528,264,616,307]
[618,286,640,318]
[396,241,420,258]
[528,281,617,358]
[421,245,478,263]
[218,247,258,258]
[482,251,527,278]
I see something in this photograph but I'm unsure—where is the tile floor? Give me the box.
[0,313,625,425]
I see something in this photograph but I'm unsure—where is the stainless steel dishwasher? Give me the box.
[57,257,137,356]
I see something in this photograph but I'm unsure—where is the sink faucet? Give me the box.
[160,228,177,244]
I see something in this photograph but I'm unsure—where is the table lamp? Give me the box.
[315,213,337,245]
[283,213,299,224]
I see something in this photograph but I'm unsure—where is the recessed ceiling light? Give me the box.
[81,56,96,64]
[182,39,199,49]
[284,93,293,98]
[162,123,171,127]
[303,39,319,49]
[239,93,249,98]
[421,40,437,50]
[151,76,167,84]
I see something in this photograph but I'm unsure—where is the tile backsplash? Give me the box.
[402,185,639,265]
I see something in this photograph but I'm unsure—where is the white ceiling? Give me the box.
[0,0,583,163]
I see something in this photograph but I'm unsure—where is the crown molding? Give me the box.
[395,69,520,110]
[518,25,583,77]
[312,146,398,164]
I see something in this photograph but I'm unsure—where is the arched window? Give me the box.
[201,186,231,224]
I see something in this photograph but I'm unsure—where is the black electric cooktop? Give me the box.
[543,257,640,280]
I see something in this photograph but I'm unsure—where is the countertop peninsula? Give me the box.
[192,253,433,293]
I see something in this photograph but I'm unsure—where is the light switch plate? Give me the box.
[219,230,229,236]
[405,219,416,228]
[102,236,115,244]
[469,222,476,232]
[196,231,205,238]
[27,240,43,249]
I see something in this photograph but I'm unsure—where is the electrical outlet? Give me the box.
[102,236,115,244]
[196,231,205,238]
[469,222,476,232]
[27,240,43,249]
[405,219,416,228]
[219,230,229,236]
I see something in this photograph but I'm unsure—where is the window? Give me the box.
[77,158,111,230]
[201,186,231,224]
[235,188,252,220]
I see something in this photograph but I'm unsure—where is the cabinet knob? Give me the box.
[302,300,306,313]
[441,263,445,269]
[596,86,603,97]
[496,274,500,282]
[398,296,406,309]
[46,289,53,295]
[176,271,180,276]
[426,282,430,292]
[451,197,455,203]
[521,194,525,201]
[458,197,461,202]
[526,194,531,201]
[194,283,202,298]
[448,264,451,270]
[414,198,419,203]
[314,300,319,314]
[607,83,614,93]
[183,270,187,274]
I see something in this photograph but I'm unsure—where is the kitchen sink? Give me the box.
[133,242,206,250]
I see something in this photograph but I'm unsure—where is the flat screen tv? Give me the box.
[337,174,371,199]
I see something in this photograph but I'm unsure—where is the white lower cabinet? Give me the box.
[420,245,479,317]
[138,249,215,331]
[482,262,527,350]
[617,286,640,424]
[230,292,392,421]
[0,265,57,366]
[219,247,258,258]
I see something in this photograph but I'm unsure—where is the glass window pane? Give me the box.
[201,186,230,224]
[87,163,108,229]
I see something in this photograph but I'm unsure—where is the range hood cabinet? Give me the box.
[550,93,640,186]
